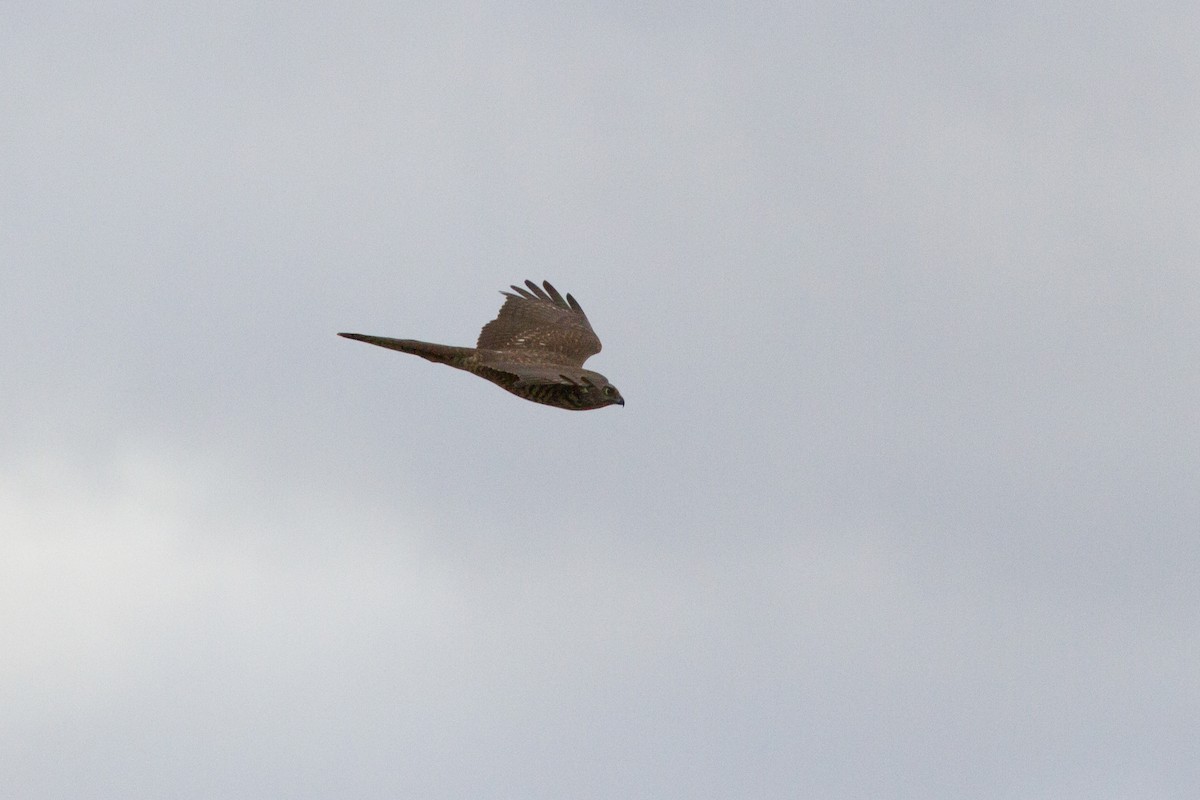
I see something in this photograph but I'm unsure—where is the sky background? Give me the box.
[3,2,1199,797]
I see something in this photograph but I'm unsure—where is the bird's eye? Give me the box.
[603,386,615,396]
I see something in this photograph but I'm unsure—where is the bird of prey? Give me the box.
[339,280,624,411]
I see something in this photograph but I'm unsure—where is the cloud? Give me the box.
[4,2,1199,797]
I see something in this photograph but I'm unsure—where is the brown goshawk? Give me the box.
[339,280,624,410]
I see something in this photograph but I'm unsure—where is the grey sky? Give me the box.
[4,2,1199,798]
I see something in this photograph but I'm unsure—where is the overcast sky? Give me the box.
[4,2,1199,798]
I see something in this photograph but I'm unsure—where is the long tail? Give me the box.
[337,333,475,369]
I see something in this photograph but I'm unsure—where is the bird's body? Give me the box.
[339,281,624,411]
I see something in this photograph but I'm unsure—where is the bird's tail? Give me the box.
[337,334,475,369]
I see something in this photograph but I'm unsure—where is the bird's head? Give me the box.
[568,372,624,409]
[599,382,625,407]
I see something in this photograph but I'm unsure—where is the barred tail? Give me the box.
[337,333,475,368]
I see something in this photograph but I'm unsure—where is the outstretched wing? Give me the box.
[482,363,601,388]
[476,279,602,366]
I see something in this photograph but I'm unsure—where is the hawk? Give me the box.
[339,280,624,410]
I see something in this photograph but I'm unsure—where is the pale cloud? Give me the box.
[3,1,1198,797]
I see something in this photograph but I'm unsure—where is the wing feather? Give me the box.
[476,279,602,366]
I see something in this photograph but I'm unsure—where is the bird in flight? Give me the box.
[339,280,624,410]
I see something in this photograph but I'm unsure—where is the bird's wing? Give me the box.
[480,363,600,389]
[475,280,601,367]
